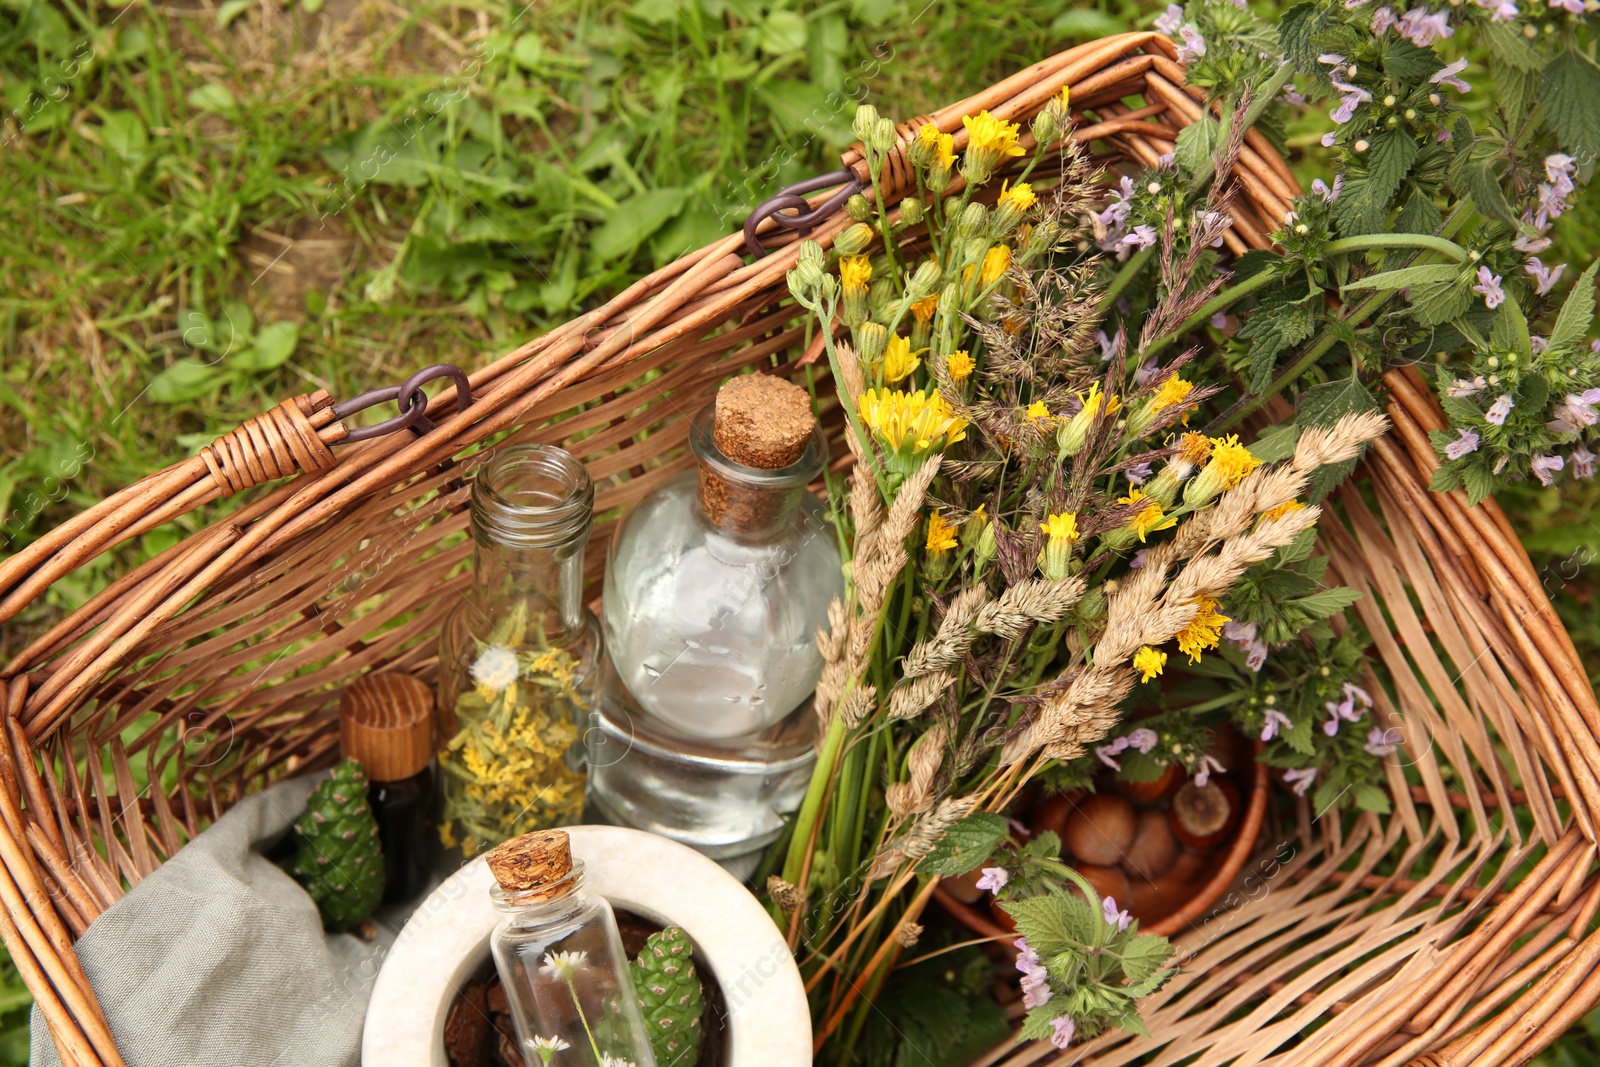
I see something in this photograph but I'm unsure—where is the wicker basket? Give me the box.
[3,31,1598,1067]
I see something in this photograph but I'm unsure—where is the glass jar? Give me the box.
[487,831,657,1067]
[437,444,599,864]
[600,400,842,741]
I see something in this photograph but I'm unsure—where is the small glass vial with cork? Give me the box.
[438,444,599,864]
[590,373,841,870]
[339,672,438,904]
[486,830,657,1067]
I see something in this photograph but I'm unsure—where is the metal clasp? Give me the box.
[742,169,866,257]
[333,363,474,442]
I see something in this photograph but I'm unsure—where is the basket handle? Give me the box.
[0,364,474,632]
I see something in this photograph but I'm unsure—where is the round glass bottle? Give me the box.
[486,830,657,1067]
[437,445,599,864]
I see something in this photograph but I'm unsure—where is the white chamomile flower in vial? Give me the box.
[527,1035,571,1065]
[470,645,520,691]
[539,949,589,981]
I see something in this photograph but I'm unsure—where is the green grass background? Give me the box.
[3,0,1600,1061]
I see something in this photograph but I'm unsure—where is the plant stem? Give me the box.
[784,709,848,886]
[1322,233,1469,261]
[563,977,604,1063]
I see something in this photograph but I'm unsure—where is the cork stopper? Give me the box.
[485,829,573,895]
[712,374,815,470]
[699,375,818,535]
[339,673,435,782]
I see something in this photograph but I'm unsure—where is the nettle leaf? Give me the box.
[1462,462,1496,506]
[1343,262,1461,293]
[1491,294,1531,355]
[915,812,1007,876]
[1355,783,1392,814]
[1251,422,1301,462]
[1297,376,1382,500]
[1279,2,1332,72]
[1453,159,1517,228]
[1409,274,1474,328]
[1484,17,1540,72]
[1241,302,1317,392]
[1380,38,1441,82]
[1543,47,1600,162]
[1548,260,1600,355]
[1116,934,1173,985]
[1393,189,1443,237]
[1334,131,1418,236]
[1295,587,1362,619]
[1003,890,1095,958]
[1174,115,1225,177]
[1430,459,1466,494]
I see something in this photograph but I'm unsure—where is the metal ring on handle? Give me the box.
[743,169,867,256]
[334,363,474,443]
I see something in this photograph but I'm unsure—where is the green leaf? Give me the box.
[587,187,690,266]
[147,360,223,404]
[1294,587,1362,619]
[1542,47,1600,162]
[1116,934,1173,984]
[1410,274,1474,328]
[1251,422,1301,462]
[1548,260,1600,355]
[1462,463,1496,506]
[1430,460,1466,494]
[915,812,1008,876]
[96,109,147,162]
[216,0,253,26]
[1277,3,1326,72]
[1342,263,1461,293]
[1174,115,1224,178]
[1354,783,1391,814]
[1491,294,1531,355]
[758,10,806,55]
[1334,131,1418,236]
[1297,374,1382,428]
[186,83,238,114]
[234,321,299,372]
[1003,889,1097,958]
[1393,189,1443,237]
[1241,302,1316,393]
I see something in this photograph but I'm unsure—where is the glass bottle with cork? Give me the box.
[339,671,439,904]
[437,444,599,865]
[486,829,657,1067]
[590,373,842,872]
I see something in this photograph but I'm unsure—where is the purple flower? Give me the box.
[1344,682,1374,708]
[1331,89,1371,125]
[1211,312,1232,331]
[1317,53,1347,67]
[1136,358,1161,388]
[1572,445,1596,480]
[1323,693,1365,736]
[1283,767,1317,796]
[1531,335,1549,355]
[1096,326,1124,363]
[1429,60,1471,93]
[1486,394,1514,426]
[1245,638,1268,672]
[1130,548,1148,569]
[1472,267,1505,310]
[1550,393,1599,434]
[1126,728,1159,753]
[1261,707,1293,742]
[1283,85,1308,107]
[1345,0,1371,7]
[1532,453,1565,486]
[1514,210,1553,254]
[1194,210,1231,247]
[1437,128,1453,144]
[1102,896,1132,931]
[1222,620,1256,647]
[1193,754,1226,789]
[1398,6,1452,48]
[1015,938,1052,1008]
[1155,3,1185,35]
[1372,5,1399,33]
[1481,0,1518,20]
[1365,727,1402,757]
[1125,461,1153,485]
[1050,1016,1076,1049]
[1446,376,1485,398]
[1551,0,1586,14]
[1526,257,1565,295]
[1444,428,1480,460]
[1312,176,1343,202]
[1176,24,1207,64]
[976,867,1009,894]
[1121,225,1158,249]
[1321,131,1339,148]
[1096,735,1131,770]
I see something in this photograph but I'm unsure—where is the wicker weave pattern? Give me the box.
[0,32,1597,1067]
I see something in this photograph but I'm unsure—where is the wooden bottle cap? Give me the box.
[485,829,573,894]
[712,374,815,470]
[339,672,435,783]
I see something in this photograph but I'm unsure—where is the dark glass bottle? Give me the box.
[340,672,439,905]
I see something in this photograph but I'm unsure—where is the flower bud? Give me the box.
[846,194,873,223]
[871,117,897,154]
[961,506,989,549]
[899,197,925,226]
[852,105,881,145]
[908,259,942,298]
[797,239,826,275]
[835,223,874,256]
[1030,105,1060,148]
[855,320,888,364]
[974,521,998,575]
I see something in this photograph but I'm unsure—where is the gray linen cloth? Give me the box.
[31,775,392,1067]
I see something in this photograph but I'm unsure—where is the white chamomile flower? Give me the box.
[527,1035,570,1065]
[470,645,520,691]
[540,949,589,981]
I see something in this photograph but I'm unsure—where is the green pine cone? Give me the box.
[289,759,385,932]
[630,926,704,1067]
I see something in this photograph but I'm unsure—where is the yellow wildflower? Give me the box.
[839,255,872,295]
[1175,596,1230,664]
[1133,645,1166,683]
[911,296,939,323]
[999,181,1037,211]
[1060,84,1071,110]
[1117,488,1176,542]
[1038,511,1079,580]
[1186,434,1264,507]
[979,244,1012,287]
[1057,382,1110,456]
[1040,511,1080,543]
[946,350,975,382]
[883,334,922,383]
[1263,499,1307,521]
[1026,399,1052,424]
[916,121,956,171]
[856,388,969,469]
[1152,376,1196,413]
[925,511,959,554]
[1178,431,1213,465]
[962,110,1025,172]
